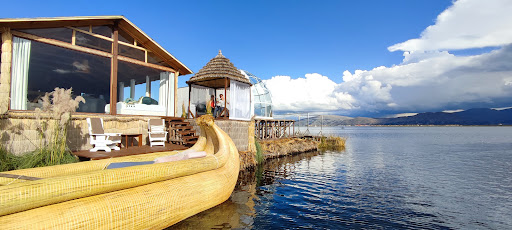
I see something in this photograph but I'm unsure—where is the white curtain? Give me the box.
[159,72,175,116]
[190,85,214,106]
[229,81,251,120]
[10,37,31,110]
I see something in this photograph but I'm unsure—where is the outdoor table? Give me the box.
[121,133,142,148]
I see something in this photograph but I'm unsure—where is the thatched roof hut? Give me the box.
[186,50,251,88]
[186,51,252,120]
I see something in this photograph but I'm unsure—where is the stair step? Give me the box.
[171,122,189,126]
[164,117,184,122]
[182,136,198,141]
[175,126,193,130]
[177,130,195,135]
[184,140,197,145]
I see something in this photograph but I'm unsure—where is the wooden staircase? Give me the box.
[164,117,198,147]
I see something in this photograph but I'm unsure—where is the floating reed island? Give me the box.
[239,135,346,170]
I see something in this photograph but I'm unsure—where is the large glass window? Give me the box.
[114,61,172,116]
[147,52,172,68]
[119,44,145,61]
[18,27,73,43]
[75,31,112,53]
[19,38,111,113]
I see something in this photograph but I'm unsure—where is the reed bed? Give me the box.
[318,136,346,151]
[259,137,318,159]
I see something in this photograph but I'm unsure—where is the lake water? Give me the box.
[171,126,512,229]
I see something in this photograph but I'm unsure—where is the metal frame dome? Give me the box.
[240,70,273,119]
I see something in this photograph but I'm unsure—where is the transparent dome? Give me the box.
[240,70,273,118]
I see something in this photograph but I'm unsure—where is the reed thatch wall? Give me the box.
[0,111,160,155]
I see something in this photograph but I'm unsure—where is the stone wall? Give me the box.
[0,111,157,155]
[188,118,251,152]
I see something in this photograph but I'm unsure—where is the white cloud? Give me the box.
[265,0,512,116]
[263,73,345,111]
[388,0,512,52]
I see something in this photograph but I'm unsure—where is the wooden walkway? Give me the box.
[73,143,188,160]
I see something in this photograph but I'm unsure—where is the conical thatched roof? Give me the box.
[187,50,251,88]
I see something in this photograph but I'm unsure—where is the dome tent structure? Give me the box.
[186,50,252,120]
[239,70,273,119]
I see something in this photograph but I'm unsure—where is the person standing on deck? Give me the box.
[216,94,228,117]
[208,95,215,115]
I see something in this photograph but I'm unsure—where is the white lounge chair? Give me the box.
[148,119,167,147]
[86,118,121,152]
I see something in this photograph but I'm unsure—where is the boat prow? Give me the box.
[0,115,240,229]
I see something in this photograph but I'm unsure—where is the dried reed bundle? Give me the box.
[0,115,240,229]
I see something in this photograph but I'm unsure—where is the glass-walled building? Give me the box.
[0,16,192,116]
[240,70,273,119]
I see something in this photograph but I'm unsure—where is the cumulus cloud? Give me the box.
[388,0,512,52]
[265,0,512,116]
[264,73,351,111]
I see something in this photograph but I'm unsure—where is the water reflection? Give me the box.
[170,151,324,229]
[170,127,512,229]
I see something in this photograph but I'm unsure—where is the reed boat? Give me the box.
[0,115,240,229]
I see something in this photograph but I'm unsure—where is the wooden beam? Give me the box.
[0,19,115,30]
[11,30,112,59]
[110,23,119,115]
[174,71,179,116]
[68,26,147,51]
[188,83,192,118]
[0,28,12,113]
[71,29,76,45]
[118,56,175,73]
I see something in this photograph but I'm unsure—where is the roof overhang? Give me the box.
[0,16,193,75]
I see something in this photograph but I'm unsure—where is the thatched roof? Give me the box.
[187,50,251,88]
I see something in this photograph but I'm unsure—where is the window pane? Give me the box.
[75,31,112,53]
[147,52,172,68]
[18,27,72,43]
[117,60,162,101]
[92,26,112,38]
[118,29,135,44]
[119,44,145,61]
[117,60,165,115]
[26,40,111,113]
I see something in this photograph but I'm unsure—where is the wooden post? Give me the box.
[188,83,192,118]
[174,71,179,117]
[110,22,119,115]
[0,28,12,113]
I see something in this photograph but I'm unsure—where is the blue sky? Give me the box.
[3,0,512,117]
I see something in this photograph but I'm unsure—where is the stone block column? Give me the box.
[0,28,12,113]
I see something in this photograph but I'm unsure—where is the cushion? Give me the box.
[89,118,104,134]
[154,151,207,163]
[106,161,154,169]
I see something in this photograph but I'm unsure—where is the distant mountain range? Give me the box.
[295,108,512,126]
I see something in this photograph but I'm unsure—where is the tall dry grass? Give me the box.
[34,87,84,166]
[0,88,84,171]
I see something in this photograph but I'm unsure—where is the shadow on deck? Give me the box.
[73,143,188,160]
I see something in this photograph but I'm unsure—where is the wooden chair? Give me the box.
[148,119,167,147]
[86,118,121,152]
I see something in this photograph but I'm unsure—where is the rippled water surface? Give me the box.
[171,127,512,229]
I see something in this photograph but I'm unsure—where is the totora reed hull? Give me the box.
[0,115,240,229]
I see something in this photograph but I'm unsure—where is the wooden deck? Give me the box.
[73,143,188,160]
